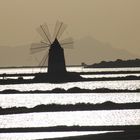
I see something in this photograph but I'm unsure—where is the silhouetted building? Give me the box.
[48,39,66,74]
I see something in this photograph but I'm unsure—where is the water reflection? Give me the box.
[0,93,139,108]
[0,80,140,92]
[81,74,140,78]
[0,131,120,140]
[0,110,140,128]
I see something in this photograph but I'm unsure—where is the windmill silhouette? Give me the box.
[30,21,82,82]
[31,21,73,74]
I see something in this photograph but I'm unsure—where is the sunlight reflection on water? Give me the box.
[0,131,122,140]
[0,67,140,139]
[0,93,139,108]
[0,110,140,128]
[81,74,140,78]
[0,80,140,92]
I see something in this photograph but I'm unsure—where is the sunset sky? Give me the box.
[0,0,140,56]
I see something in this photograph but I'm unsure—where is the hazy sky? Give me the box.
[0,0,140,55]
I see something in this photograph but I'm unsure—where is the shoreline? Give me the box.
[0,125,140,133]
[1,87,140,94]
[0,75,140,85]
[45,130,140,140]
[1,126,140,140]
[0,102,140,115]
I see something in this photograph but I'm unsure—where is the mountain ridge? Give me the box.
[0,36,138,67]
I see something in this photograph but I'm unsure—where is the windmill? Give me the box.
[30,21,73,74]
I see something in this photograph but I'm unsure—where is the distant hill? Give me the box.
[86,59,140,68]
[65,36,139,65]
[0,36,139,67]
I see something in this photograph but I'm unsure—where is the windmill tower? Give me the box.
[31,21,73,75]
[48,38,66,73]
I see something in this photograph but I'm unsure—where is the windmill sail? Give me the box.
[53,21,67,40]
[31,21,73,74]
[60,37,74,48]
[36,25,51,45]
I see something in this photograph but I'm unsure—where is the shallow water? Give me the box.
[0,67,140,92]
[0,110,140,128]
[0,131,120,140]
[67,67,140,72]
[81,73,140,78]
[0,80,140,92]
[0,93,139,108]
[0,67,140,139]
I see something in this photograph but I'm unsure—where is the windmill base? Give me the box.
[34,72,83,83]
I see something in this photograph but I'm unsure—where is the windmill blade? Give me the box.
[42,54,49,67]
[30,43,50,54]
[56,22,67,39]
[60,37,74,49]
[60,37,74,44]
[40,41,49,45]
[57,23,67,39]
[53,21,67,40]
[36,25,51,45]
[39,53,47,67]
[30,47,47,54]
[39,51,49,67]
[53,21,62,40]
[42,22,52,43]
[61,42,74,49]
[31,43,50,48]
